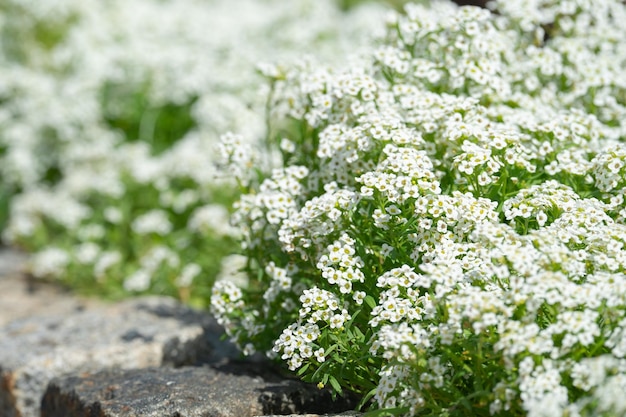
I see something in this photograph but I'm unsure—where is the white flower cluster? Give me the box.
[211,1,626,415]
[0,0,388,298]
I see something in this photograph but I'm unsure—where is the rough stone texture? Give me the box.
[0,248,103,327]
[0,247,26,276]
[41,365,357,417]
[1,247,359,417]
[0,296,230,417]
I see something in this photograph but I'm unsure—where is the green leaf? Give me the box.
[353,326,365,342]
[321,373,329,386]
[325,344,338,355]
[328,375,343,395]
[358,387,378,410]
[365,295,377,309]
[297,362,311,376]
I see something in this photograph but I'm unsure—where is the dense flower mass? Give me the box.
[211,0,626,415]
[0,0,386,302]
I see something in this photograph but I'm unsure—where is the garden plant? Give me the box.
[211,0,626,415]
[1,0,626,415]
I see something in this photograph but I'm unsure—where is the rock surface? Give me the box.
[1,247,360,417]
[0,248,103,327]
[41,365,356,417]
[0,295,226,417]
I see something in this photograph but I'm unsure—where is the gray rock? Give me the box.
[0,296,231,417]
[0,248,103,327]
[41,365,357,417]
[0,248,27,277]
[1,248,360,417]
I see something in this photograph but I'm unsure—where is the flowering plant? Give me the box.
[211,1,626,415]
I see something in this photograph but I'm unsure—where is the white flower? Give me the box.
[188,204,237,237]
[30,248,70,279]
[215,254,249,288]
[123,269,151,292]
[131,210,172,235]
[94,251,122,280]
[175,263,202,288]
[75,242,100,264]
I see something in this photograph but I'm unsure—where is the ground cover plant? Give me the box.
[211,0,626,415]
[0,0,387,304]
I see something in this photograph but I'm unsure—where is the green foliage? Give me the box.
[101,82,198,154]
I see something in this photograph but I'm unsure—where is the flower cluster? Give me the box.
[211,1,626,415]
[0,0,388,303]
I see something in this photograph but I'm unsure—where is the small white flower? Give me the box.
[132,210,172,236]
[123,269,151,292]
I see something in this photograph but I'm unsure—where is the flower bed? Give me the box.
[211,1,626,415]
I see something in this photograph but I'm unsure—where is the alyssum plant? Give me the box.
[211,1,626,416]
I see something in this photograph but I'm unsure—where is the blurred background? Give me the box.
[0,0,485,306]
